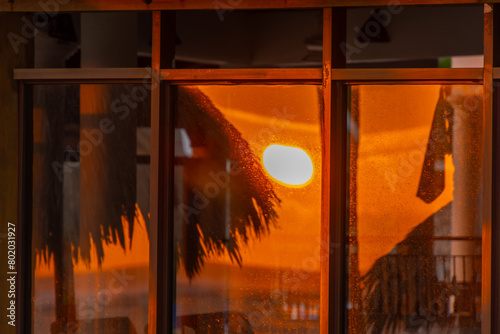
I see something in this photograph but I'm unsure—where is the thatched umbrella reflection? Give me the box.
[33,85,279,332]
[175,87,280,279]
[33,84,143,333]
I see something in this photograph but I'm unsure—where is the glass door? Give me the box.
[347,85,483,334]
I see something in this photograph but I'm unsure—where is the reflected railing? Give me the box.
[358,238,481,332]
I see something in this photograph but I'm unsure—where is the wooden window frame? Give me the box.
[13,3,498,334]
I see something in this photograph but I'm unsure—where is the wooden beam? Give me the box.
[331,68,483,81]
[0,12,33,334]
[340,80,483,84]
[14,68,151,81]
[321,9,332,334]
[160,12,176,334]
[148,10,161,334]
[326,7,348,334]
[0,0,488,12]
[492,67,500,78]
[492,5,500,333]
[482,3,494,334]
[149,10,176,334]
[13,67,485,84]
[161,68,322,82]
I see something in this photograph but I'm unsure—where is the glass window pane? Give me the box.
[345,5,483,68]
[176,10,322,68]
[347,85,483,333]
[34,12,152,68]
[174,85,322,333]
[32,84,151,334]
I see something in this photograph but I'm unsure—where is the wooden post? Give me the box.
[482,4,494,334]
[322,7,348,334]
[320,9,332,334]
[149,10,176,334]
[0,12,34,334]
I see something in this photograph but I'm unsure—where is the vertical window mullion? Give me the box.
[320,8,332,334]
[149,10,162,334]
[482,4,494,334]
[323,7,348,334]
[18,82,33,334]
[150,10,176,334]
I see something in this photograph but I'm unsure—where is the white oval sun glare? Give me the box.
[263,144,314,187]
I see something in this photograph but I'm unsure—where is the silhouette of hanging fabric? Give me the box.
[417,87,454,203]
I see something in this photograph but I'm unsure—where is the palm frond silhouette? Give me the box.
[33,85,280,331]
[175,86,280,278]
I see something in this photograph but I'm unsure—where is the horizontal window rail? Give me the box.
[0,0,489,13]
[332,68,484,81]
[13,68,152,82]
[14,68,492,84]
[160,68,322,83]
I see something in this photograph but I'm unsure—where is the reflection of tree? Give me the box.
[33,85,279,332]
[34,85,143,333]
[34,85,81,333]
[175,87,280,279]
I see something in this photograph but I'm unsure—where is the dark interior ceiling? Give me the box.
[34,5,484,69]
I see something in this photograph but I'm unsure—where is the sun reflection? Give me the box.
[263,144,314,187]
